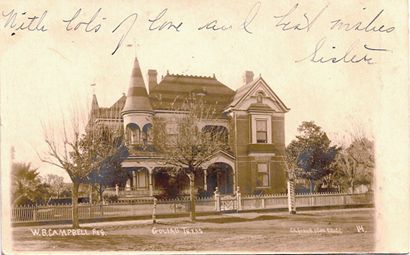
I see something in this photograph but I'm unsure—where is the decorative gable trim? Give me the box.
[227,77,290,113]
[202,150,236,170]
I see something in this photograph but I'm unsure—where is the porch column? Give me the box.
[232,164,236,194]
[148,167,153,196]
[203,169,207,191]
[125,178,131,191]
[115,184,119,196]
[132,171,137,190]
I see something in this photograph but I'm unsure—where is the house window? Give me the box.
[126,123,140,145]
[166,123,178,145]
[202,125,229,144]
[256,119,267,143]
[142,123,153,145]
[256,163,269,187]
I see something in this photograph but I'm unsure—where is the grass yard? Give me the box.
[11,208,374,253]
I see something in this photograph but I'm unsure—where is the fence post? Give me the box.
[214,187,220,212]
[310,195,315,206]
[236,186,242,211]
[99,202,103,217]
[115,184,119,196]
[152,197,157,224]
[287,180,296,214]
[33,205,37,221]
[89,202,92,219]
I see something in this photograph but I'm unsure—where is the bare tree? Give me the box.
[153,96,228,221]
[333,136,374,193]
[39,106,125,227]
[39,117,90,228]
[42,174,65,198]
[85,125,127,203]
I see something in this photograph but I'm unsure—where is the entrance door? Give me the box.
[207,163,233,195]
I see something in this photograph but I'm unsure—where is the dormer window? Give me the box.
[256,119,267,143]
[191,88,207,97]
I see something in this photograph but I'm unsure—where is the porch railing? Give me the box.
[104,187,162,197]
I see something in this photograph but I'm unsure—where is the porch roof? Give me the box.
[121,150,236,171]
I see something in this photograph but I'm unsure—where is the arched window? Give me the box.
[142,123,153,145]
[256,91,265,103]
[126,123,140,145]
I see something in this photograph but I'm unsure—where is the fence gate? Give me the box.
[219,194,238,212]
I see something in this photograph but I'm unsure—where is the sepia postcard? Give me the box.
[1,0,409,254]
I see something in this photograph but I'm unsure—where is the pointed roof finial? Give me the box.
[91,94,99,110]
[122,57,153,114]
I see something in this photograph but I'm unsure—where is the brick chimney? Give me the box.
[148,69,158,93]
[243,70,254,85]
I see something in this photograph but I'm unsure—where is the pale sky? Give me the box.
[0,0,402,183]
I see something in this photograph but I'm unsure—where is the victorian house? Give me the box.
[90,56,290,199]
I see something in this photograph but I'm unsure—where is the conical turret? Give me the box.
[122,57,153,114]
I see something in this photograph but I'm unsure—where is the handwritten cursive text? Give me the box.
[295,37,388,64]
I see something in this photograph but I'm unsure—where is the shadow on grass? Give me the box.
[196,215,286,224]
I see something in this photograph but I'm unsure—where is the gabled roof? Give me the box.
[227,77,290,113]
[109,94,126,111]
[202,150,236,169]
[91,95,125,120]
[230,79,259,107]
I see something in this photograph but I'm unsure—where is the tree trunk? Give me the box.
[188,173,196,222]
[89,185,93,204]
[350,180,355,194]
[309,179,315,193]
[99,183,103,203]
[72,181,80,228]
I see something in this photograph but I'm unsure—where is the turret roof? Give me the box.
[122,57,153,114]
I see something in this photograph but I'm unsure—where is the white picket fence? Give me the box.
[11,192,373,223]
[240,192,373,210]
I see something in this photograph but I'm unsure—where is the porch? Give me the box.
[107,151,237,199]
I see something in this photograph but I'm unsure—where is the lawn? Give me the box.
[11,208,374,253]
